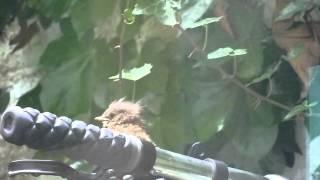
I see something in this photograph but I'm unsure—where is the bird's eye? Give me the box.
[108,112,115,118]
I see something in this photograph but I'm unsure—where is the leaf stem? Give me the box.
[132,81,136,101]
[175,24,291,111]
[117,0,130,95]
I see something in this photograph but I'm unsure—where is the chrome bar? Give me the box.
[153,147,268,180]
[153,148,214,180]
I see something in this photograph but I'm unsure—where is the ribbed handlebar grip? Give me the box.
[0,106,156,173]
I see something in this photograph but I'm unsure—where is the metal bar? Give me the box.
[153,147,268,180]
[153,148,215,180]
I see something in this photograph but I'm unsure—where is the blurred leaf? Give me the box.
[70,0,92,39]
[40,52,94,118]
[310,136,320,179]
[276,2,305,21]
[284,101,318,121]
[90,0,117,23]
[8,68,42,106]
[27,0,75,19]
[179,0,214,29]
[184,17,222,29]
[287,43,304,60]
[40,21,81,69]
[247,60,282,86]
[227,99,279,159]
[207,47,247,60]
[133,0,178,26]
[123,8,136,24]
[109,64,153,81]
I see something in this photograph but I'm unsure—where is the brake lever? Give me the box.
[8,160,104,180]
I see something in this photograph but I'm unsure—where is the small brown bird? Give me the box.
[95,99,152,142]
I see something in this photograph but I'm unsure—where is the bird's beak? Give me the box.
[94,116,109,121]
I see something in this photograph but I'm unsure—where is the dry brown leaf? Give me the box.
[270,0,320,97]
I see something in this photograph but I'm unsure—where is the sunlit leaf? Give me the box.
[109,64,153,81]
[184,17,222,29]
[123,8,136,24]
[207,47,247,60]
[284,101,318,121]
[133,0,178,26]
[179,0,214,29]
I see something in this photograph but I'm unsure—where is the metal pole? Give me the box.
[153,147,268,180]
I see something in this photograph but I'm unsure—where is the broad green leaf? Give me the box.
[226,98,278,159]
[109,64,153,81]
[284,101,318,121]
[207,47,247,60]
[247,61,282,86]
[184,17,222,29]
[40,54,94,118]
[40,21,81,69]
[70,0,92,39]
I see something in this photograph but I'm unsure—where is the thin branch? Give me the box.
[175,24,291,111]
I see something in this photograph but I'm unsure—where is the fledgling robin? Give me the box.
[94,98,152,142]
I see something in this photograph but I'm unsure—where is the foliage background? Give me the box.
[1,0,320,179]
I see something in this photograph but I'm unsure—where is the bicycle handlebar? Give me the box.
[0,106,156,174]
[0,106,287,180]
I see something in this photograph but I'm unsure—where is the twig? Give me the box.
[175,24,291,111]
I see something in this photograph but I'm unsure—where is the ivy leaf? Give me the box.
[247,61,282,86]
[179,0,214,29]
[133,0,178,26]
[109,64,153,81]
[284,101,318,121]
[184,17,222,29]
[207,47,247,60]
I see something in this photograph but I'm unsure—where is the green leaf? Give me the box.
[40,53,94,118]
[207,47,247,60]
[184,17,222,29]
[276,2,305,21]
[133,0,178,26]
[70,0,92,39]
[284,101,318,121]
[247,60,282,86]
[226,98,278,159]
[123,8,136,24]
[179,0,214,29]
[109,64,153,81]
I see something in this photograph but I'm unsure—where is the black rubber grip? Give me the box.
[0,106,156,173]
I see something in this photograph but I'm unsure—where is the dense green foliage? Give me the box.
[1,0,320,177]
